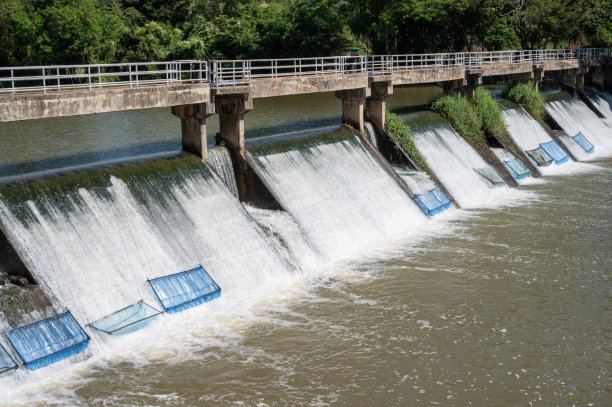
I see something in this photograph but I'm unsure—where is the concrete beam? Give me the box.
[171,103,214,160]
[390,67,465,86]
[0,84,211,122]
[335,88,367,131]
[366,80,393,136]
[250,73,368,98]
[481,61,533,77]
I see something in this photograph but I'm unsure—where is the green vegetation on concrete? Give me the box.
[472,87,508,139]
[431,95,485,146]
[1,0,610,66]
[504,82,547,120]
[385,111,429,173]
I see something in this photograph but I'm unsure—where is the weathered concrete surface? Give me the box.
[0,84,211,122]
[366,80,393,137]
[387,66,465,85]
[335,88,367,132]
[481,61,532,77]
[171,102,214,160]
[542,60,579,72]
[250,73,368,98]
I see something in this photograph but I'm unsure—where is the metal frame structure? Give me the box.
[0,48,609,94]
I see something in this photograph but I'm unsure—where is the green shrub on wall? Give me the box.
[504,82,546,120]
[472,87,508,139]
[385,111,430,173]
[431,95,485,146]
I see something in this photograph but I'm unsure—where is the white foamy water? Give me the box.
[248,131,427,260]
[411,120,506,208]
[0,161,299,388]
[500,107,577,172]
[585,91,612,126]
[545,96,612,157]
[394,167,437,195]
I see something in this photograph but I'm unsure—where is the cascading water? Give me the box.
[405,112,506,208]
[545,92,612,157]
[585,91,612,125]
[207,146,239,198]
[500,105,577,170]
[0,155,296,352]
[247,127,426,260]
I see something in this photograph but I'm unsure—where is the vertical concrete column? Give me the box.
[366,80,393,136]
[463,71,483,99]
[562,69,579,93]
[591,68,605,89]
[215,93,253,161]
[532,66,544,90]
[334,88,367,132]
[171,103,214,160]
[576,72,585,93]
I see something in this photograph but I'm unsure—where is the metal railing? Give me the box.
[0,48,608,94]
[0,60,208,94]
[212,56,367,86]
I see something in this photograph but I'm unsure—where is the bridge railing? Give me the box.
[0,61,209,94]
[368,53,465,75]
[578,48,611,61]
[212,56,367,86]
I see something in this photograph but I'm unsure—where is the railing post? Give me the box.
[10,69,14,93]
[42,68,46,94]
[88,66,92,91]
[57,67,60,91]
[135,64,139,86]
[128,63,133,88]
[98,66,102,88]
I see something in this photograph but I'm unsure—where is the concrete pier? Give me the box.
[366,80,393,137]
[335,88,367,132]
[171,103,214,160]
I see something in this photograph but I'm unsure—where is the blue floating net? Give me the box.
[148,266,222,314]
[414,188,452,216]
[88,301,161,335]
[504,158,532,180]
[526,147,553,166]
[0,342,18,374]
[5,311,89,370]
[572,132,594,154]
[540,141,569,164]
[474,167,505,186]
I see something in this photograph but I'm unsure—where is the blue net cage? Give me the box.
[414,188,452,216]
[0,342,18,374]
[504,158,532,180]
[539,141,569,164]
[88,300,162,335]
[572,132,594,154]
[148,266,222,314]
[526,147,553,166]
[5,311,90,370]
[474,167,505,186]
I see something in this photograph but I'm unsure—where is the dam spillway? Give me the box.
[0,85,611,405]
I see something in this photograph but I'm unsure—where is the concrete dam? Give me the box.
[0,48,611,404]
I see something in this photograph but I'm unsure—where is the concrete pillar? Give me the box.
[532,66,544,90]
[562,70,580,93]
[215,93,253,161]
[335,88,367,131]
[171,103,214,160]
[366,80,393,136]
[463,71,483,99]
[591,68,605,89]
[576,72,585,93]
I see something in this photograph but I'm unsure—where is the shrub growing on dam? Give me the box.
[504,82,546,120]
[431,95,485,146]
[472,87,508,139]
[385,111,429,172]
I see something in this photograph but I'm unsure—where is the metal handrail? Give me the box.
[0,48,608,94]
[0,60,208,94]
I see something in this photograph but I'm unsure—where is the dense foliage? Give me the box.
[385,111,429,173]
[431,95,486,146]
[505,82,547,120]
[472,87,508,139]
[1,0,610,65]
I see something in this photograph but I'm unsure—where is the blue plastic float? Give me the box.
[526,147,553,166]
[414,188,452,216]
[5,311,89,370]
[504,158,532,180]
[572,132,594,154]
[539,140,569,164]
[88,300,162,335]
[148,266,221,314]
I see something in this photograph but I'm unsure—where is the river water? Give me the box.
[0,87,611,406]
